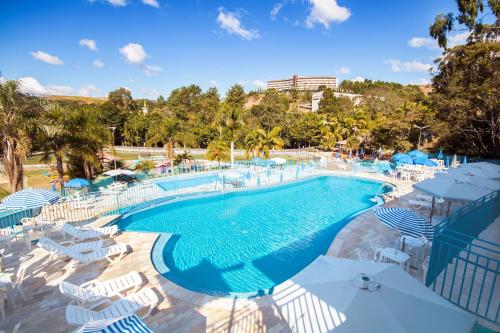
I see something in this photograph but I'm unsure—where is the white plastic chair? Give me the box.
[65,288,158,326]
[59,271,144,306]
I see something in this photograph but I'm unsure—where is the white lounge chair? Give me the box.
[61,223,118,241]
[37,237,129,267]
[60,271,144,306]
[65,288,158,326]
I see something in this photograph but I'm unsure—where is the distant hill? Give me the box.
[44,95,107,104]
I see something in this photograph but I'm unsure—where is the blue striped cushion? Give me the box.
[80,315,153,333]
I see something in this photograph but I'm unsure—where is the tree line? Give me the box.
[1,0,498,193]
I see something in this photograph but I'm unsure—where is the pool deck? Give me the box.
[0,171,474,332]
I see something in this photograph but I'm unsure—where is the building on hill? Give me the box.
[267,75,337,91]
[311,91,364,112]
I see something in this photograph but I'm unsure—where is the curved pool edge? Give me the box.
[144,174,389,299]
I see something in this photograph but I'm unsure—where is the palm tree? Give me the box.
[174,151,194,166]
[146,115,179,163]
[40,104,72,188]
[216,102,244,165]
[244,130,262,158]
[134,159,156,174]
[0,80,38,192]
[206,140,230,165]
[255,127,284,159]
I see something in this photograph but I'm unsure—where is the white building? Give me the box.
[267,75,337,91]
[311,91,365,112]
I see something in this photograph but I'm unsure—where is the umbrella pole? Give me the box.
[446,201,451,216]
[429,197,435,223]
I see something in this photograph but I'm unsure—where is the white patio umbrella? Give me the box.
[270,157,287,165]
[272,256,476,333]
[435,173,500,191]
[103,169,136,177]
[446,163,500,179]
[413,178,492,201]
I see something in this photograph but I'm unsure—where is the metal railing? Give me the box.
[0,162,321,229]
[426,190,500,325]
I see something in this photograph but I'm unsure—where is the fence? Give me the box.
[0,161,321,229]
[426,190,500,325]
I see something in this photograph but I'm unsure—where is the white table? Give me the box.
[375,247,410,270]
[400,236,427,269]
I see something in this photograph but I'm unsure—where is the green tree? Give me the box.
[216,101,245,164]
[225,84,246,109]
[206,139,230,164]
[429,0,499,157]
[145,113,180,161]
[0,80,40,191]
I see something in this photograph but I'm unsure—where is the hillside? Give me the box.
[44,95,107,104]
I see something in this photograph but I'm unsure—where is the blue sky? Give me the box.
[0,0,466,98]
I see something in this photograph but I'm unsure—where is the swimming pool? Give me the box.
[118,175,386,297]
[155,174,218,191]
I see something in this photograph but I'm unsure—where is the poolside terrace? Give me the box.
[0,170,453,333]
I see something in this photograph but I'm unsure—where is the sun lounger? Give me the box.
[65,288,158,326]
[61,223,118,241]
[60,271,144,306]
[37,237,129,267]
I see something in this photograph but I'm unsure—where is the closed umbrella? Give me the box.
[272,256,476,333]
[445,156,450,168]
[1,188,60,209]
[437,149,443,159]
[373,207,434,240]
[65,178,90,188]
[463,156,467,165]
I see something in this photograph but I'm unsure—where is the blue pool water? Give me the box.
[118,176,385,297]
[155,174,217,191]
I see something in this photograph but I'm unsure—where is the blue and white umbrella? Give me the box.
[373,207,434,240]
[77,314,153,333]
[1,188,60,210]
[392,153,414,165]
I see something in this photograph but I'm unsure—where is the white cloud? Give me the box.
[106,0,126,6]
[210,80,217,87]
[119,43,148,64]
[0,76,6,83]
[338,66,350,75]
[30,50,63,65]
[408,37,438,49]
[18,77,74,95]
[448,31,470,47]
[385,59,432,73]
[79,84,100,96]
[408,32,469,49]
[270,3,283,20]
[93,59,104,68]
[217,8,260,40]
[306,0,351,29]
[252,80,266,89]
[142,0,159,8]
[79,38,98,52]
[350,76,365,82]
[142,64,162,76]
